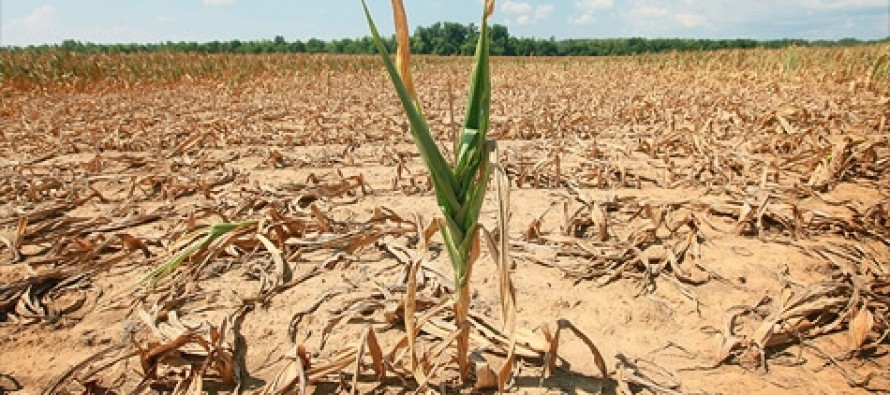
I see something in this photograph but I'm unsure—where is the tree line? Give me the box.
[5,21,887,56]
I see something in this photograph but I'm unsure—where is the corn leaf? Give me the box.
[361,1,459,216]
[141,220,256,284]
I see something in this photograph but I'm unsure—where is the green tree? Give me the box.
[536,38,557,56]
[305,38,325,53]
[460,23,479,55]
[273,35,287,52]
[325,39,344,53]
[289,40,305,52]
[489,24,509,55]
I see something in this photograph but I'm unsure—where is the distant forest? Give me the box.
[5,21,888,56]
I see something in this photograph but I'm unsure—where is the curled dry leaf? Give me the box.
[541,319,609,379]
[848,306,874,352]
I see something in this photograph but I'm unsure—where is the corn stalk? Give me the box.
[363,0,495,382]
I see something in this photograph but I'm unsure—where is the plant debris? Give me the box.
[1,43,888,394]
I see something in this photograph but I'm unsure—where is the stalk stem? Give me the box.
[455,282,471,381]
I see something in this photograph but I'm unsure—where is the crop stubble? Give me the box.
[0,46,889,393]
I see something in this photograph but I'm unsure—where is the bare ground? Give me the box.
[1,50,889,394]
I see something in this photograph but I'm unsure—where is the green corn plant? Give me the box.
[363,0,495,381]
[140,220,257,285]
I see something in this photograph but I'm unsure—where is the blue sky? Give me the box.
[1,0,888,47]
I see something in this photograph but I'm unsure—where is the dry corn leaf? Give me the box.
[848,306,874,352]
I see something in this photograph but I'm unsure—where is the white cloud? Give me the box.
[801,0,887,9]
[535,4,556,20]
[4,4,169,46]
[1,5,63,46]
[569,0,614,25]
[501,1,533,14]
[20,5,57,29]
[568,13,594,25]
[202,0,235,6]
[675,13,709,27]
[577,0,615,10]
[502,2,555,26]
[623,1,721,35]
[634,5,668,18]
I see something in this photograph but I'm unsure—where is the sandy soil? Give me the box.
[1,51,888,394]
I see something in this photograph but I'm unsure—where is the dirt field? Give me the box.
[1,47,889,394]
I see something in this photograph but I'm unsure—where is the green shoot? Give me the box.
[363,0,495,382]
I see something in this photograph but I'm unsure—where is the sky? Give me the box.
[1,0,888,47]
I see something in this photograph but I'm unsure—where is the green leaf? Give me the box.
[364,0,494,295]
[362,0,460,216]
[140,220,257,285]
[455,11,492,177]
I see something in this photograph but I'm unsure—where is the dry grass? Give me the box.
[0,44,888,394]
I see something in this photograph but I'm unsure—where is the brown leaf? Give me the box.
[118,233,151,258]
[405,258,421,374]
[352,326,385,394]
[390,0,416,101]
[848,306,874,352]
[592,201,609,242]
[471,352,499,391]
[542,319,608,379]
